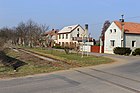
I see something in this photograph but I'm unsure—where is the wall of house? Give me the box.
[125,34,140,51]
[58,33,71,43]
[57,25,85,46]
[104,22,122,54]
[71,25,85,37]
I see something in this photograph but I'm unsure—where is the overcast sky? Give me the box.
[0,0,140,39]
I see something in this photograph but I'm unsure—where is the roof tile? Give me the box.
[114,21,140,34]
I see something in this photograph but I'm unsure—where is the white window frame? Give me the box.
[110,40,115,47]
[132,41,136,47]
[114,29,116,33]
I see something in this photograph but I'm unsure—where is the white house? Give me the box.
[104,21,140,54]
[57,24,89,47]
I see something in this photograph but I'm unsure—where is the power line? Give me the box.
[125,16,140,20]
[93,22,104,26]
[91,15,140,27]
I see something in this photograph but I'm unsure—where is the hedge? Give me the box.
[132,48,140,56]
[53,45,63,49]
[113,47,132,55]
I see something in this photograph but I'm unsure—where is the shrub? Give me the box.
[64,47,70,54]
[132,48,140,56]
[53,45,63,49]
[113,47,132,55]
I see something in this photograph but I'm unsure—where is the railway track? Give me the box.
[17,48,81,67]
[74,69,140,93]
[18,48,58,62]
[90,68,140,83]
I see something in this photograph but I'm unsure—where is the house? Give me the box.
[43,29,59,47]
[58,24,94,47]
[104,21,140,54]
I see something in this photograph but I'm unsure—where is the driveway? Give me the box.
[0,54,140,93]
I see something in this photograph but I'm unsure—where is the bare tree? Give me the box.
[100,20,111,46]
[100,20,111,40]
[0,27,16,49]
[38,24,49,47]
[0,38,5,50]
[16,22,27,46]
[0,19,49,48]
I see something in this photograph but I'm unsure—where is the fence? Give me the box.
[91,46,104,53]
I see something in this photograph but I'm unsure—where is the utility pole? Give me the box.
[81,35,84,58]
[120,15,125,47]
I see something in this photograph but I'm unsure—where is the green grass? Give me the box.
[25,47,113,67]
[0,47,113,78]
[0,49,67,78]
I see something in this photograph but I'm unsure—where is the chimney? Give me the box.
[119,14,124,22]
[85,24,88,37]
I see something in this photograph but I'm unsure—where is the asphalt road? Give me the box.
[0,54,140,93]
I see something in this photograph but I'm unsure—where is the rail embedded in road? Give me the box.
[74,69,140,93]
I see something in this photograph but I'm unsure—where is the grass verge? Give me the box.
[25,47,113,67]
[0,47,113,78]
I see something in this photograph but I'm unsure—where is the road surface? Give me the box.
[0,54,140,93]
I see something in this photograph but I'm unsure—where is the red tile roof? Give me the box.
[114,21,140,34]
[44,29,59,36]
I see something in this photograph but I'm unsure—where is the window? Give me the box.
[59,42,61,45]
[59,34,61,39]
[77,28,79,31]
[74,42,76,47]
[62,42,64,47]
[110,40,115,47]
[132,41,136,47]
[77,33,79,37]
[66,34,68,39]
[66,42,68,45]
[62,34,64,39]
[110,29,112,33]
[114,29,116,33]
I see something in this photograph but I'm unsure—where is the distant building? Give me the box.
[57,24,94,47]
[43,29,59,47]
[104,21,140,54]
